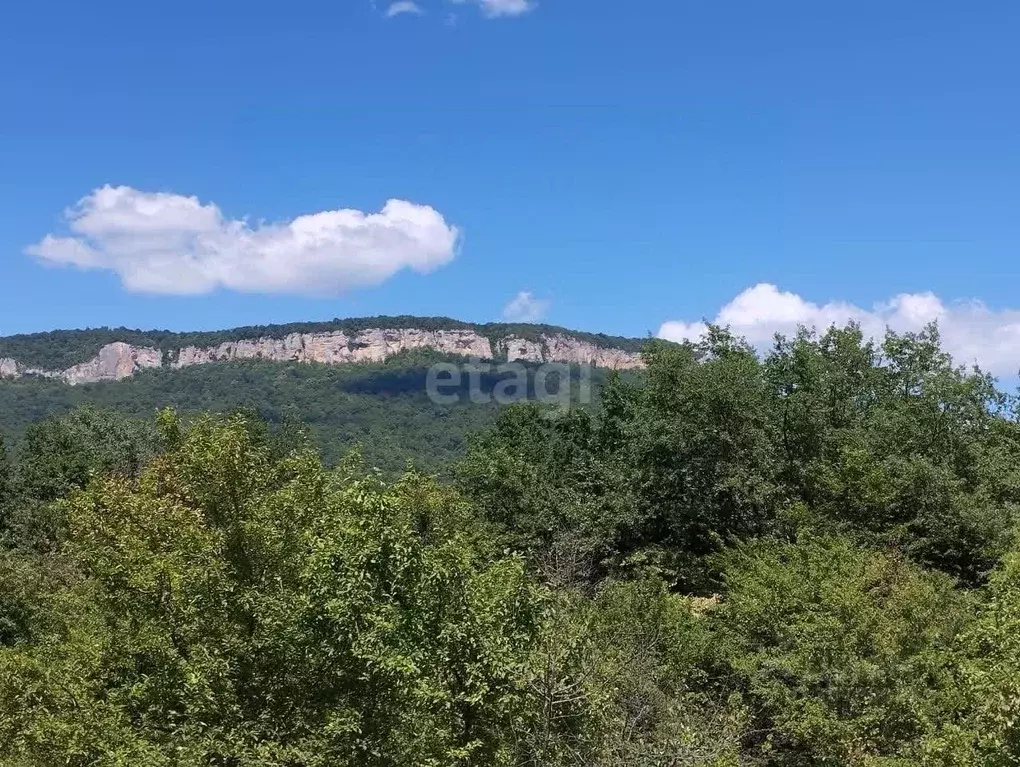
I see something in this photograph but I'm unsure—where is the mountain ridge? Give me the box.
[0,316,652,386]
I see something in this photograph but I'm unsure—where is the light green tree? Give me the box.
[713,535,975,766]
[0,410,544,766]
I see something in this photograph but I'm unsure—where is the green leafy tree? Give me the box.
[464,322,1018,588]
[713,535,974,765]
[766,324,1017,583]
[14,405,156,505]
[4,405,156,551]
[621,331,780,587]
[949,546,1020,764]
[461,329,781,590]
[458,403,636,577]
[0,411,545,766]
[518,578,745,767]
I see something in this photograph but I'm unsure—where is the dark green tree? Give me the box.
[461,329,781,590]
[15,404,155,504]
[766,323,1017,583]
[5,406,156,551]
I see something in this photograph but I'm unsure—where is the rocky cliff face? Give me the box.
[0,328,645,386]
[172,329,496,368]
[63,343,164,384]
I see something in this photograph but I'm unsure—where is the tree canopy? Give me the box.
[2,321,1020,765]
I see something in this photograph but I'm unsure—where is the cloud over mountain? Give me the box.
[26,186,460,297]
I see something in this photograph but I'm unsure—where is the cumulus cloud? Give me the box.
[658,283,1020,377]
[26,186,460,297]
[386,1,423,17]
[451,0,535,18]
[502,291,551,322]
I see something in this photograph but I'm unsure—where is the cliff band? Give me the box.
[0,328,645,386]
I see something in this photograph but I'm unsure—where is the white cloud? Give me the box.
[451,0,535,18]
[386,1,423,17]
[502,291,551,322]
[658,283,1020,376]
[26,186,460,297]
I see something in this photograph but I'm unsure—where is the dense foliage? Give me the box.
[0,353,616,474]
[0,412,544,764]
[460,324,1019,587]
[2,321,1020,765]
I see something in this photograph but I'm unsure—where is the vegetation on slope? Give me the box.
[0,351,613,473]
[1,321,1020,765]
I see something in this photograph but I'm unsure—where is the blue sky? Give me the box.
[2,1,1019,373]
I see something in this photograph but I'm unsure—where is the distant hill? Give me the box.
[0,316,650,372]
[0,316,652,386]
[0,317,655,472]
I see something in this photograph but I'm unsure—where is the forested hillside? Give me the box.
[2,322,1020,765]
[0,316,647,370]
[0,351,613,472]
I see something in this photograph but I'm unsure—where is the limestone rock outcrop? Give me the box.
[496,334,646,370]
[497,337,546,364]
[0,326,645,386]
[173,329,496,368]
[61,343,164,385]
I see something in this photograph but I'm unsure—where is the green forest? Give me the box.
[3,322,1020,765]
[0,350,614,473]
